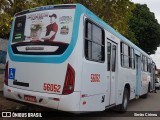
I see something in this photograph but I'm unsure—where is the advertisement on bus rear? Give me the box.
[12,9,75,45]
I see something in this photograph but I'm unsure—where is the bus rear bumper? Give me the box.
[3,85,80,112]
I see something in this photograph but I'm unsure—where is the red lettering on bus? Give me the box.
[91,74,100,82]
[43,83,61,93]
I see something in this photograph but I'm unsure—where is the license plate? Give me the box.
[24,95,37,102]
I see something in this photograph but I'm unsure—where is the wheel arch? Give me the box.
[124,83,130,100]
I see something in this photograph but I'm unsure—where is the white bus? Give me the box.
[4,4,155,112]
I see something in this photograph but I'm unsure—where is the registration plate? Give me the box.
[24,95,37,102]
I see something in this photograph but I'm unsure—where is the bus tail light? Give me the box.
[62,64,75,95]
[4,61,9,86]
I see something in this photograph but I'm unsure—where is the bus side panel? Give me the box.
[79,16,106,111]
[58,92,80,111]
[80,60,106,111]
[141,72,150,95]
[80,93,105,111]
[117,62,136,103]
[114,39,123,105]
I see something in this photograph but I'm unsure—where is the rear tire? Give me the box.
[118,88,129,112]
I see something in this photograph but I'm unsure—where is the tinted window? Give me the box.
[107,42,111,71]
[121,42,135,69]
[85,20,105,62]
[112,45,116,72]
[13,16,26,42]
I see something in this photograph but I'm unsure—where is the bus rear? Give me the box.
[3,5,81,111]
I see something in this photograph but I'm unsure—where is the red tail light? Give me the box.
[62,64,75,95]
[4,61,8,85]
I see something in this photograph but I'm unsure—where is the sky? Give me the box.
[131,0,160,69]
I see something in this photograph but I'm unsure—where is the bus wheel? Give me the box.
[119,88,129,112]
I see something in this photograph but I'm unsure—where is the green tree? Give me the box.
[0,0,38,38]
[0,0,12,38]
[0,0,134,43]
[74,0,135,40]
[74,0,136,43]
[129,4,160,54]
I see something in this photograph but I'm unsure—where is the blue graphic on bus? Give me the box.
[9,68,16,80]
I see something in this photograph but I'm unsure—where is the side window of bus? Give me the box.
[121,42,129,68]
[85,20,105,62]
[129,48,135,69]
[145,57,147,71]
[107,42,111,71]
[112,45,116,72]
[148,59,151,73]
[141,55,148,72]
[121,42,135,69]
[141,55,143,71]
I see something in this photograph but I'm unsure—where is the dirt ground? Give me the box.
[0,91,26,111]
[0,74,4,91]
[0,73,26,111]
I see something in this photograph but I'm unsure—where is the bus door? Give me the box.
[135,54,141,96]
[106,40,117,106]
